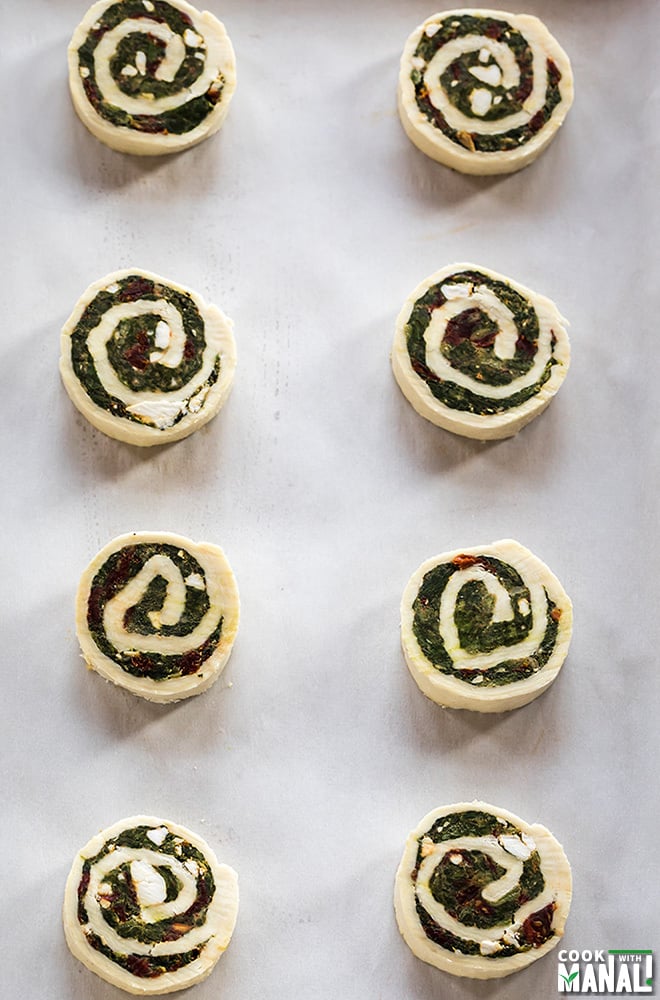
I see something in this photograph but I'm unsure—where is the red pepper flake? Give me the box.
[133,115,169,135]
[183,338,196,360]
[521,901,556,946]
[123,330,151,371]
[77,869,90,904]
[484,23,503,40]
[513,71,534,105]
[88,548,139,630]
[129,652,158,676]
[452,554,477,569]
[444,308,497,348]
[125,955,160,979]
[119,278,154,302]
[178,649,203,676]
[515,335,537,357]
[83,77,102,104]
[528,110,546,134]
[411,357,443,384]
[551,607,562,622]
[547,58,562,87]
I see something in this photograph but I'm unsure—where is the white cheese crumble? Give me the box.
[480,939,502,956]
[470,64,502,87]
[187,383,210,414]
[425,23,440,37]
[503,923,522,946]
[154,320,171,349]
[80,67,90,78]
[130,860,167,906]
[184,29,203,47]
[121,65,138,77]
[499,834,532,860]
[185,573,205,590]
[441,282,473,300]
[106,283,119,293]
[146,826,168,846]
[126,399,185,429]
[479,48,490,63]
[135,51,147,75]
[420,837,435,858]
[143,0,155,9]
[470,88,493,117]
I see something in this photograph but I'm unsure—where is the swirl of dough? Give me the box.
[68,0,236,154]
[394,802,571,979]
[400,539,572,712]
[63,816,239,995]
[391,264,569,439]
[76,532,240,702]
[60,269,236,446]
[398,9,573,174]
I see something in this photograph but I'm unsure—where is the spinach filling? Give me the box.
[412,810,555,957]
[76,0,225,134]
[412,554,560,686]
[411,14,563,153]
[405,269,557,415]
[70,273,221,428]
[87,542,223,680]
[78,824,215,977]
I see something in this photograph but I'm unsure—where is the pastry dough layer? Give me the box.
[68,0,236,155]
[76,532,240,702]
[394,801,571,979]
[398,9,573,174]
[391,263,569,440]
[400,539,572,712]
[60,269,236,446]
[63,815,239,995]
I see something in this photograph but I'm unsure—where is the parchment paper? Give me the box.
[1,2,658,997]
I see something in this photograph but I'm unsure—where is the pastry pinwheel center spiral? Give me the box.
[70,273,220,429]
[75,1,225,135]
[77,824,215,978]
[412,810,555,958]
[410,13,562,153]
[405,269,558,415]
[412,554,560,687]
[87,542,223,680]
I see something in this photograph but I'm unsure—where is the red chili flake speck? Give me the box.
[528,110,546,134]
[547,59,562,87]
[452,554,477,569]
[119,278,154,302]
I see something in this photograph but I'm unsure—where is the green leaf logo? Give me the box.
[560,971,579,985]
